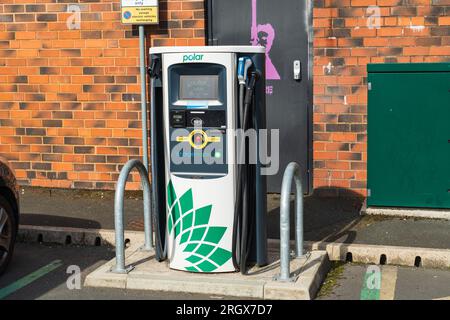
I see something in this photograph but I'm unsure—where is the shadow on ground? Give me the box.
[20,214,101,230]
[19,186,450,250]
[19,186,144,230]
[267,187,364,242]
[20,186,365,242]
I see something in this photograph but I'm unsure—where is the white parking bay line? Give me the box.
[380,266,398,300]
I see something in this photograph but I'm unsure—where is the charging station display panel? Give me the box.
[169,63,226,106]
[179,75,219,101]
[167,63,228,177]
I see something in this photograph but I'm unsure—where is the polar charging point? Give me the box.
[149,46,267,274]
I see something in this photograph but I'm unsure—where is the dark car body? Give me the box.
[0,157,20,222]
[0,156,19,275]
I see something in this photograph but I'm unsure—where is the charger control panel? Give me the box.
[167,63,228,177]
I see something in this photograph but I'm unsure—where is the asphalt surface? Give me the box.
[16,186,450,301]
[318,262,450,300]
[19,187,139,230]
[0,242,234,300]
[19,186,363,241]
[2,242,449,300]
[20,187,450,249]
[339,217,450,249]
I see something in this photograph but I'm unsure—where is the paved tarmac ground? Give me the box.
[20,187,450,250]
[2,242,449,300]
[0,242,235,300]
[19,187,363,241]
[317,262,450,300]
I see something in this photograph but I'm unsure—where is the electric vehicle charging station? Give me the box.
[95,47,322,298]
[148,46,268,274]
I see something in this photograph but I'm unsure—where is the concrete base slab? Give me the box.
[264,251,330,300]
[84,247,330,300]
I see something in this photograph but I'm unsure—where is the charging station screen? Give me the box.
[179,75,219,100]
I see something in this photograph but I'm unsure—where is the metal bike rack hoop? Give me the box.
[274,162,305,282]
[112,159,153,274]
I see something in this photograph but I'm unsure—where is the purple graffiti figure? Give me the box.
[251,0,281,80]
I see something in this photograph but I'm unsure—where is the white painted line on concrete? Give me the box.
[434,296,450,300]
[380,266,398,300]
[364,207,450,220]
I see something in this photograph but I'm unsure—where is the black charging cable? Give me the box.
[148,55,166,262]
[232,70,260,274]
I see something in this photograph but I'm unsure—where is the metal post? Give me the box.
[112,159,153,274]
[139,25,149,171]
[275,162,304,282]
[295,170,304,258]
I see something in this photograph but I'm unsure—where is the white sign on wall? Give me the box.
[121,0,159,25]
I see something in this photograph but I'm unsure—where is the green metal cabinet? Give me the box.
[367,63,450,209]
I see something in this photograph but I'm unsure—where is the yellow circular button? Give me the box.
[189,130,208,150]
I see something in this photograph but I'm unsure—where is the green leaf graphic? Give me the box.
[167,180,177,208]
[167,181,232,272]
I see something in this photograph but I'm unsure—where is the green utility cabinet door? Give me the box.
[367,63,450,209]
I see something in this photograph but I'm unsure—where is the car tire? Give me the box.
[0,195,17,276]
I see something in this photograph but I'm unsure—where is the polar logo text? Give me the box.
[183,54,204,63]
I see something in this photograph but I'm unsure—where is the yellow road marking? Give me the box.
[380,266,398,300]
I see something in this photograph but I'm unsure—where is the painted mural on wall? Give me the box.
[250,0,281,81]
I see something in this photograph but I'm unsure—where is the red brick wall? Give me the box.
[1,0,449,195]
[313,0,450,197]
[0,0,205,190]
